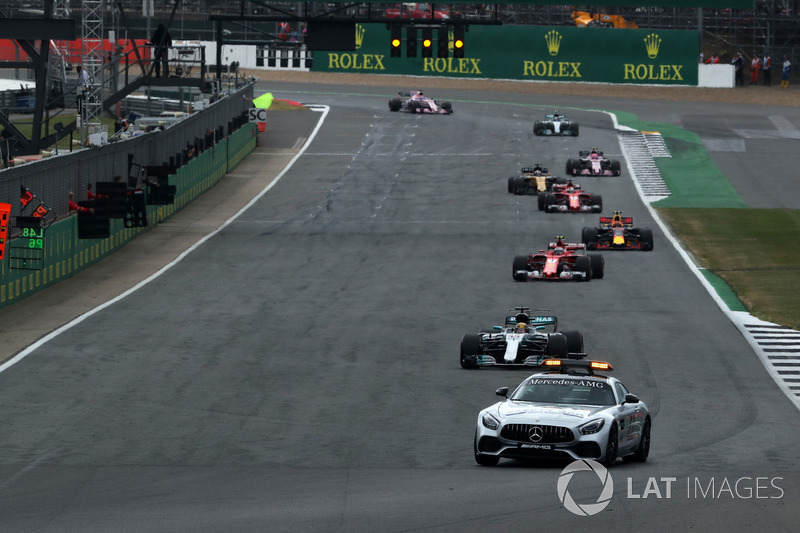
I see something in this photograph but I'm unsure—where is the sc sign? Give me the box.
[248,108,267,123]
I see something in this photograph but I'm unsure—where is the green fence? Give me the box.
[0,124,257,307]
[314,24,699,86]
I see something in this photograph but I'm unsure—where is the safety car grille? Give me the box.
[501,424,574,444]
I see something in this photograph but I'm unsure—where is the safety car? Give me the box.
[460,307,584,369]
[513,236,604,281]
[533,111,579,136]
[581,211,654,251]
[566,148,621,176]
[540,180,602,213]
[474,359,651,466]
[388,90,453,114]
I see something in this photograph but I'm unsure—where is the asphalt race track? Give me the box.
[1,81,799,532]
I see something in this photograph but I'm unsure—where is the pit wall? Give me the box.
[0,124,257,307]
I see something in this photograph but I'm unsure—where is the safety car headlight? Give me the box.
[579,418,605,435]
[481,414,500,430]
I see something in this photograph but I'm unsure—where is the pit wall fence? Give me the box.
[0,84,256,307]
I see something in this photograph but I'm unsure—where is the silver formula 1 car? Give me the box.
[389,90,453,114]
[533,111,579,136]
[474,359,651,466]
[460,307,584,369]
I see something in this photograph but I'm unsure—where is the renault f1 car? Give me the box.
[582,211,654,251]
[566,148,621,176]
[389,90,453,114]
[533,111,579,136]
[460,307,584,369]
[513,237,604,281]
[540,180,603,213]
[474,358,651,466]
[507,165,564,196]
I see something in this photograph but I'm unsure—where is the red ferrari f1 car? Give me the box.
[581,211,654,251]
[566,148,621,176]
[389,90,453,114]
[539,180,603,213]
[513,237,605,281]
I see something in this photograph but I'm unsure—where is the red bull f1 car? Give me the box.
[533,111,579,136]
[540,180,603,213]
[389,90,453,114]
[513,237,604,281]
[582,211,654,251]
[566,148,621,176]
[460,307,585,369]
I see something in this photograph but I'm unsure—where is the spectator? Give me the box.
[704,52,720,64]
[86,183,107,200]
[781,56,792,88]
[732,52,744,86]
[750,54,761,84]
[76,65,89,114]
[763,53,772,86]
[151,23,172,77]
[68,191,94,214]
[0,128,13,168]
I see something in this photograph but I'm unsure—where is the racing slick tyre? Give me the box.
[561,330,584,356]
[460,334,482,369]
[601,424,619,467]
[581,227,598,249]
[512,255,529,282]
[475,431,499,466]
[511,176,527,195]
[389,98,402,112]
[566,159,580,176]
[639,228,654,251]
[533,121,545,135]
[537,192,546,211]
[610,160,621,176]
[589,254,605,279]
[591,194,603,213]
[442,101,453,114]
[542,193,556,212]
[545,333,569,358]
[508,176,516,194]
[626,417,651,463]
[570,124,579,136]
[574,256,592,281]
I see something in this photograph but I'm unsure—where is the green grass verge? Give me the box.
[659,208,800,330]
[612,111,799,329]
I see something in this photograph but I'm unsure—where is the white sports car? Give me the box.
[474,359,651,466]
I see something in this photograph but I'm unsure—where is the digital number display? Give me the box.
[21,227,44,249]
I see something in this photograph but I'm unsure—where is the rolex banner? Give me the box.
[313,24,699,86]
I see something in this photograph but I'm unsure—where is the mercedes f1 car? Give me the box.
[540,180,603,213]
[460,307,585,369]
[566,148,621,176]
[582,211,654,251]
[389,90,453,114]
[513,237,604,281]
[533,111,579,136]
[507,165,564,196]
[474,358,651,466]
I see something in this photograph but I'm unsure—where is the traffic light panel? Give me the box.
[390,24,401,57]
[437,27,449,58]
[453,24,465,58]
[407,26,417,57]
[421,27,433,58]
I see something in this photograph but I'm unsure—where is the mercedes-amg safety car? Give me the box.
[533,111,579,136]
[566,148,621,176]
[507,165,564,196]
[474,359,651,466]
[389,90,453,114]
[513,236,604,281]
[540,180,602,213]
[460,307,584,369]
[582,211,654,251]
